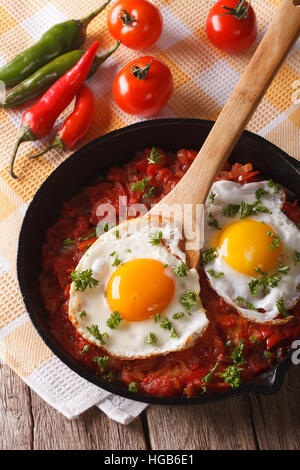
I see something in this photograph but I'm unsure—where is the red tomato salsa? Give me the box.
[40,148,300,397]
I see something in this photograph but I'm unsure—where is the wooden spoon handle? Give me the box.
[162,0,300,208]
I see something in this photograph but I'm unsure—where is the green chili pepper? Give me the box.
[0,1,110,87]
[1,41,120,108]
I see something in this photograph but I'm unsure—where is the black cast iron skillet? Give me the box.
[17,118,300,405]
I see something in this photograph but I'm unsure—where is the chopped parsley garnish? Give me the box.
[93,355,110,372]
[160,318,172,330]
[267,231,281,250]
[239,200,271,219]
[255,187,269,200]
[172,312,185,320]
[154,313,161,323]
[264,350,273,359]
[106,311,122,329]
[219,365,242,389]
[173,260,189,277]
[81,345,90,354]
[180,290,196,312]
[79,310,87,318]
[170,327,178,338]
[249,262,289,297]
[131,177,155,198]
[71,269,99,292]
[246,302,257,311]
[223,204,240,217]
[84,230,97,240]
[236,296,245,306]
[149,230,163,246]
[113,229,120,239]
[267,179,280,194]
[110,251,121,267]
[131,177,152,192]
[276,297,288,317]
[202,362,219,383]
[231,339,246,366]
[105,370,115,381]
[294,250,300,266]
[128,382,138,392]
[145,332,158,345]
[250,334,261,345]
[235,296,256,310]
[201,247,217,264]
[148,147,163,165]
[208,217,222,230]
[209,192,216,204]
[101,222,115,233]
[63,238,75,247]
[207,269,224,279]
[86,324,106,345]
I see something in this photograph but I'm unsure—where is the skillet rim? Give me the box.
[17,117,300,405]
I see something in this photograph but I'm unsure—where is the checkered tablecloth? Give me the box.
[0,0,299,424]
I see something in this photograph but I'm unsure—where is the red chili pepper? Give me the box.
[29,85,95,158]
[9,41,99,179]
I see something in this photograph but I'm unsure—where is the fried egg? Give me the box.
[69,217,208,358]
[203,180,300,323]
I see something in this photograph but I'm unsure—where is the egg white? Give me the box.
[204,180,300,323]
[69,217,208,358]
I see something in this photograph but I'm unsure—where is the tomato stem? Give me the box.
[131,60,152,80]
[119,9,136,26]
[221,0,250,19]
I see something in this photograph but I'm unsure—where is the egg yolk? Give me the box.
[106,259,175,321]
[217,219,282,276]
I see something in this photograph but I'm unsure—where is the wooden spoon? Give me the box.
[150,0,300,269]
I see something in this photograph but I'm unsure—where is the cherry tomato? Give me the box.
[113,56,173,117]
[206,0,257,53]
[107,0,163,50]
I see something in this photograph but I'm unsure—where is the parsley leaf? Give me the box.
[71,269,99,292]
[223,204,240,217]
[154,313,161,323]
[231,339,246,366]
[209,192,216,204]
[149,230,163,246]
[110,251,121,267]
[267,179,280,194]
[145,332,158,345]
[219,365,242,389]
[148,147,163,165]
[106,311,122,329]
[208,217,222,230]
[180,290,197,312]
[81,345,90,354]
[294,250,300,266]
[172,312,185,320]
[267,231,281,250]
[93,355,109,372]
[128,382,138,392]
[131,177,152,193]
[201,247,217,264]
[86,324,106,345]
[170,327,178,338]
[160,318,172,330]
[207,269,224,279]
[79,310,87,318]
[63,238,75,247]
[202,362,219,383]
[173,260,189,277]
[276,297,288,317]
[255,188,269,200]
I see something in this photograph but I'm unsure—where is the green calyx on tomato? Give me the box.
[131,60,152,80]
[120,9,136,26]
[222,0,250,20]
